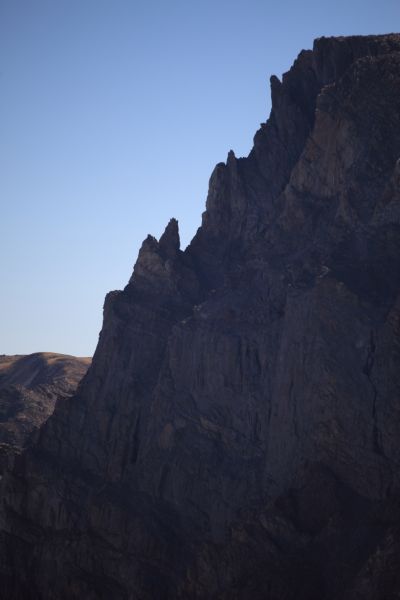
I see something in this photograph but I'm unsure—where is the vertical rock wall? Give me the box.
[1,34,400,599]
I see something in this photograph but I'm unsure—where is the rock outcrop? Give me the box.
[0,353,91,472]
[1,34,400,599]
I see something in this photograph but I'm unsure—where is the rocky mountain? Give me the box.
[1,34,400,599]
[0,353,91,472]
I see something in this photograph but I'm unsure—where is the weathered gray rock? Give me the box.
[1,34,400,599]
[0,353,90,473]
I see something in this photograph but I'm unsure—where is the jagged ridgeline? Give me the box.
[1,34,400,599]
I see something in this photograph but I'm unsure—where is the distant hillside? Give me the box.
[0,353,91,468]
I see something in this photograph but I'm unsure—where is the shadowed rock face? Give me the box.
[0,353,91,471]
[1,34,400,599]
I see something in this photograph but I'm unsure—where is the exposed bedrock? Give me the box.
[1,34,400,599]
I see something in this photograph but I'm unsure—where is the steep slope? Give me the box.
[0,353,91,471]
[1,34,400,599]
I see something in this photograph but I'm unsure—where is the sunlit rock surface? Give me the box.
[0,353,90,473]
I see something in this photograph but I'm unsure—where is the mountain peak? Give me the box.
[159,217,180,257]
[2,34,400,599]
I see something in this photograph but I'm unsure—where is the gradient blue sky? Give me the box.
[1,0,399,356]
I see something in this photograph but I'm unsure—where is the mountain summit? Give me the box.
[1,34,400,599]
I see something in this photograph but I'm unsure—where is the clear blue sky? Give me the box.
[1,0,399,356]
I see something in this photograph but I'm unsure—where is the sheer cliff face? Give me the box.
[2,34,400,600]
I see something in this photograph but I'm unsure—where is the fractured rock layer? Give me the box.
[0,353,90,473]
[1,34,400,599]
